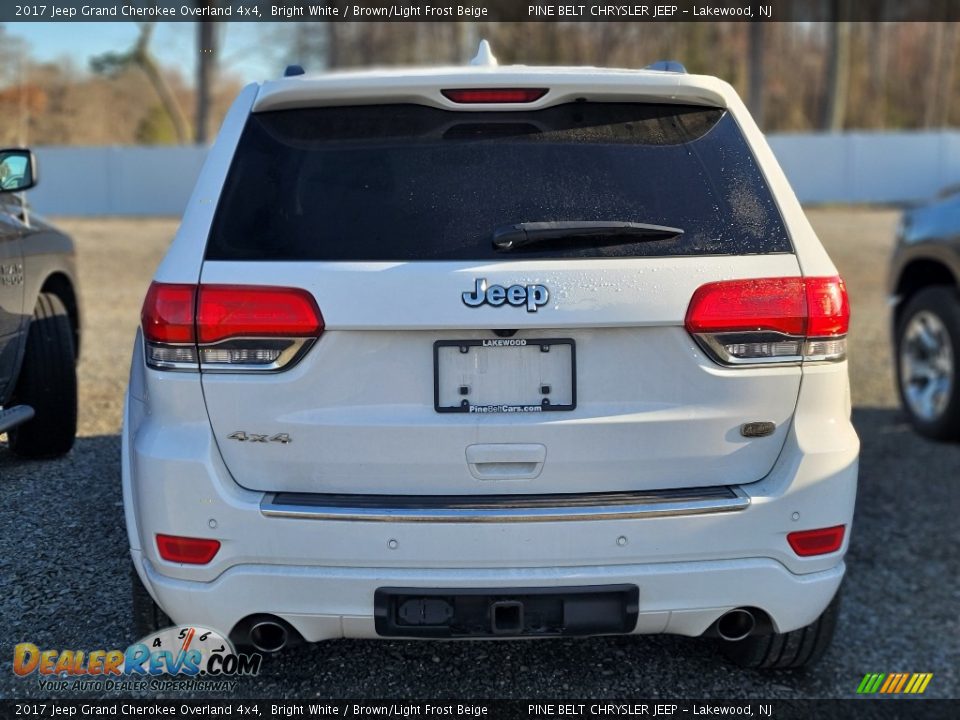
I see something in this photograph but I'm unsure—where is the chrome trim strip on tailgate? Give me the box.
[260,487,750,523]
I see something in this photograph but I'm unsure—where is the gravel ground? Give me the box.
[1,209,957,700]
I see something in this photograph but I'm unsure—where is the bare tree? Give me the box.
[455,23,479,63]
[928,22,960,127]
[822,6,852,131]
[0,27,22,87]
[747,23,765,129]
[938,23,960,127]
[0,28,31,144]
[91,23,191,144]
[923,22,946,127]
[195,12,218,144]
[868,21,891,128]
[292,21,332,69]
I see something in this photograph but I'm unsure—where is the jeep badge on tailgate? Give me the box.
[461,278,549,313]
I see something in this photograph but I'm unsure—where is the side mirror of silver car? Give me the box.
[0,148,37,193]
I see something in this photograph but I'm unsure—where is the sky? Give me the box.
[8,22,286,85]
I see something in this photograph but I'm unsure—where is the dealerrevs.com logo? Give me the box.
[13,626,262,692]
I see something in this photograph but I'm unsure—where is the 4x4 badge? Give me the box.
[462,278,549,313]
[226,431,292,444]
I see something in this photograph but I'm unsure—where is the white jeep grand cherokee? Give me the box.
[123,49,859,670]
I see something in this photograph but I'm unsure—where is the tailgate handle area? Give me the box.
[466,444,546,480]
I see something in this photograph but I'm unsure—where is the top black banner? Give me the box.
[4,0,960,23]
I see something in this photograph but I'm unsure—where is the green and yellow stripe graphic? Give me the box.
[857,672,933,694]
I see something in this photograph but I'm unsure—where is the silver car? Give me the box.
[0,148,80,458]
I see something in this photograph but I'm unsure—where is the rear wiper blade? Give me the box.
[492,221,684,252]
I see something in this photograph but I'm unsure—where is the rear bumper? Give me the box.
[122,344,859,641]
[133,551,845,642]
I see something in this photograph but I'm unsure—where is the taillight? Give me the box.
[196,286,322,342]
[684,276,849,365]
[441,88,548,103]
[787,525,846,557]
[141,282,323,372]
[141,283,197,343]
[156,534,221,564]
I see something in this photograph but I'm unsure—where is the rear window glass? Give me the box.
[205,103,792,261]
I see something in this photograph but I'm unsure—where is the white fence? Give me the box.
[29,146,207,217]
[25,131,960,216]
[770,132,960,204]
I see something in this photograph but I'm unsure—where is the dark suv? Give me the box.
[891,186,960,439]
[0,148,80,458]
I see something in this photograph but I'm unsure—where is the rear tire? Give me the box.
[895,286,960,440]
[720,590,841,670]
[7,293,78,458]
[131,562,172,638]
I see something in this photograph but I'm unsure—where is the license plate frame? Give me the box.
[433,338,577,414]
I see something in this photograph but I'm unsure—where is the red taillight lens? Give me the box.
[805,276,850,337]
[787,525,846,557]
[684,276,849,365]
[441,88,548,104]
[685,278,807,336]
[156,534,221,564]
[141,282,197,344]
[141,283,323,372]
[196,285,323,344]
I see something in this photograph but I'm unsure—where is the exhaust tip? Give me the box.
[249,620,289,653]
[716,608,756,642]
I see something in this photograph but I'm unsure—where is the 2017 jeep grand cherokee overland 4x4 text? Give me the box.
[0,148,80,458]
[124,51,859,670]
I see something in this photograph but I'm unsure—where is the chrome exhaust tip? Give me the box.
[248,620,289,653]
[716,608,756,642]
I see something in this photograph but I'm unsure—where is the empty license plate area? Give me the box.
[374,585,639,638]
[434,339,576,413]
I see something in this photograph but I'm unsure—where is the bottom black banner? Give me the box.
[0,700,957,720]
